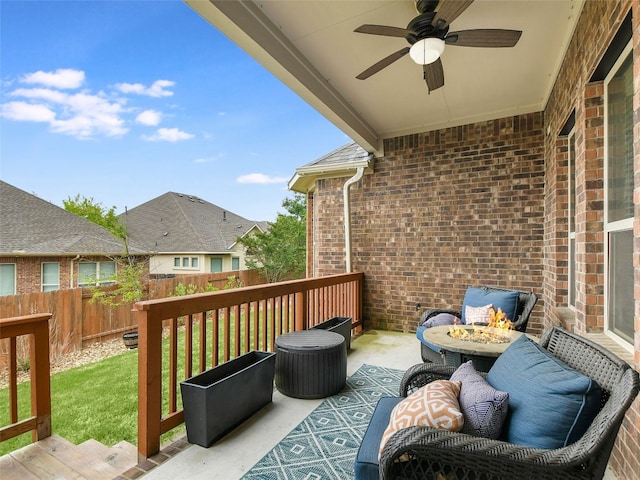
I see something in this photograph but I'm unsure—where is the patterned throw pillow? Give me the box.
[450,360,509,439]
[464,304,493,324]
[378,380,463,460]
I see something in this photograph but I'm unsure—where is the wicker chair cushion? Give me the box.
[450,360,509,439]
[354,397,402,480]
[486,335,602,449]
[421,312,460,328]
[378,380,463,460]
[461,287,519,324]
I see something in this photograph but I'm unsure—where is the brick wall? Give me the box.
[543,1,639,476]
[312,113,545,335]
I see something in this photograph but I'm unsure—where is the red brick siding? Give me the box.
[312,113,545,335]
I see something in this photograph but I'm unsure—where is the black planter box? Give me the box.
[180,350,276,448]
[311,316,352,350]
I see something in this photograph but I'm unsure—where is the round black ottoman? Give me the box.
[275,330,347,399]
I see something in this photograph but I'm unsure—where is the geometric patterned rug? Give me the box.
[240,364,403,480]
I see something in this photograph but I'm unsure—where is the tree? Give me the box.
[64,195,143,305]
[63,194,126,240]
[238,194,306,283]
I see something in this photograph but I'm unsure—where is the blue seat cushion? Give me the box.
[354,396,403,480]
[461,287,519,324]
[416,325,441,352]
[486,335,602,449]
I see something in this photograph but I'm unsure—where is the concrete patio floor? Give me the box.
[138,330,418,480]
[136,329,620,480]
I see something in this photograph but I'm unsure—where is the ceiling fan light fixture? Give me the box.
[409,37,445,65]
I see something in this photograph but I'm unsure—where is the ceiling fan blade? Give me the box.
[354,24,413,38]
[433,0,474,28]
[356,47,410,80]
[446,29,522,47]
[423,59,444,93]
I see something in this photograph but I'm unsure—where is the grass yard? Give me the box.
[0,346,139,456]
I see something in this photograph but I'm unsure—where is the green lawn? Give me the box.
[0,347,139,456]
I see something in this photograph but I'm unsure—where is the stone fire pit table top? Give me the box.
[422,325,539,358]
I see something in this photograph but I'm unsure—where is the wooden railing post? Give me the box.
[136,305,163,462]
[31,317,51,441]
[0,313,52,444]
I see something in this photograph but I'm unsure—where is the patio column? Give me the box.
[573,81,605,335]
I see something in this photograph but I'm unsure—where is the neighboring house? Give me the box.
[120,192,267,276]
[0,180,148,296]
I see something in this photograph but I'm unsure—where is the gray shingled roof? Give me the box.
[0,180,143,255]
[299,141,372,169]
[121,192,264,253]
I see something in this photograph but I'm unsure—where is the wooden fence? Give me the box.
[0,271,265,369]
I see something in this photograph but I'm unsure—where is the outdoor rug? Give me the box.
[241,364,403,480]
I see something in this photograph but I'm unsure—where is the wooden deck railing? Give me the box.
[134,272,363,460]
[0,313,52,444]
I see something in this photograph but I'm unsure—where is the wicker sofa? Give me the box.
[417,285,538,363]
[355,327,639,480]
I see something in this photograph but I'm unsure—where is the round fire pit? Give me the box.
[422,325,538,371]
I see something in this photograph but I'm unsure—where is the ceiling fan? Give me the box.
[354,0,522,92]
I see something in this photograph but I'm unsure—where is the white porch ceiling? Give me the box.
[186,0,584,153]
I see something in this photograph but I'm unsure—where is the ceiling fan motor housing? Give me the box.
[406,13,449,44]
[416,0,439,14]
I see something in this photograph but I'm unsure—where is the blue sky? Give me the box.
[0,0,349,221]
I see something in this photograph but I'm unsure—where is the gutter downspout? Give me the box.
[69,254,81,288]
[343,167,365,273]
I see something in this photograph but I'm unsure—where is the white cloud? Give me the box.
[3,87,127,138]
[1,69,179,139]
[237,173,289,184]
[142,127,194,142]
[21,68,85,89]
[136,109,162,126]
[115,79,174,97]
[194,157,214,164]
[0,101,56,122]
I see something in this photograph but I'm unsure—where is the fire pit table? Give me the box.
[421,325,539,371]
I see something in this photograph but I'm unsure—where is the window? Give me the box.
[42,262,60,291]
[211,258,222,273]
[0,263,16,296]
[604,45,633,343]
[174,257,181,267]
[191,257,198,268]
[182,257,189,267]
[232,257,240,271]
[78,261,116,286]
[568,129,576,307]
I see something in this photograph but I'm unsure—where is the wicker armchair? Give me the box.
[418,286,537,363]
[379,327,639,480]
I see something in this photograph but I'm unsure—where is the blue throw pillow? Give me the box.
[461,287,519,324]
[486,335,602,449]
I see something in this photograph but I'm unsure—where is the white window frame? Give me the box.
[603,41,634,349]
[567,128,576,308]
[42,262,60,292]
[0,263,17,296]
[78,261,117,287]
